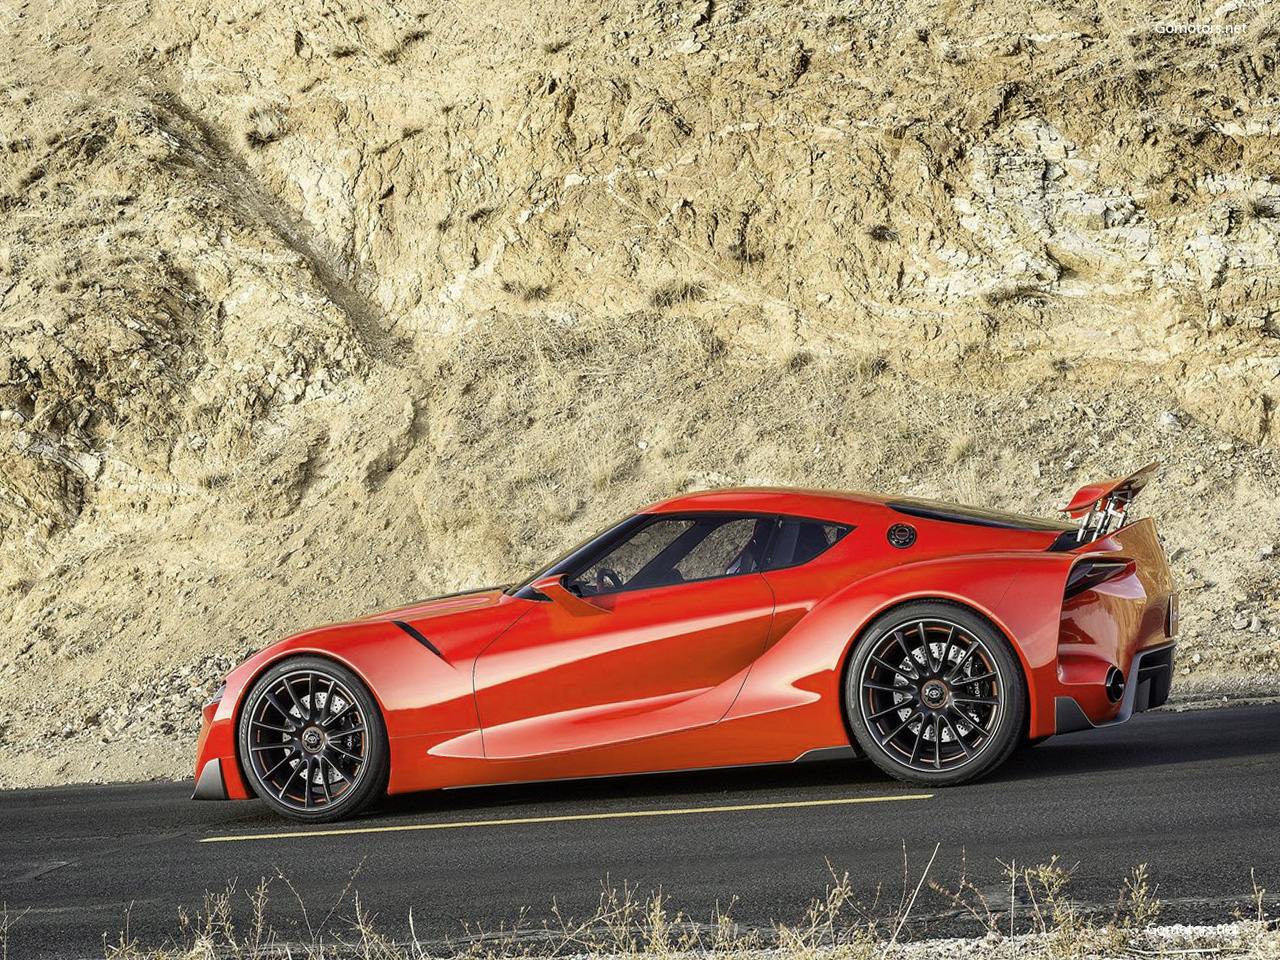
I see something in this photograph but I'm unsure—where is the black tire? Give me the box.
[237,655,389,822]
[844,601,1026,786]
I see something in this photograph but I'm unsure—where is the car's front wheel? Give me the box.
[238,656,389,822]
[845,602,1025,786]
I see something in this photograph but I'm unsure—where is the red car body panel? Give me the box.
[195,483,1177,803]
[473,572,774,759]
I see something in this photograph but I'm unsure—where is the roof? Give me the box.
[643,486,1073,534]
[642,487,892,523]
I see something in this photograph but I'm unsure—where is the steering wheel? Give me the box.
[596,566,624,591]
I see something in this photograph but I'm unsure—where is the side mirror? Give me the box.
[531,575,610,617]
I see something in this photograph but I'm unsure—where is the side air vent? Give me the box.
[393,620,446,661]
[887,523,917,549]
[1064,560,1132,600]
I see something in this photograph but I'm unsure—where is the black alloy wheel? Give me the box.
[238,656,388,822]
[845,602,1025,786]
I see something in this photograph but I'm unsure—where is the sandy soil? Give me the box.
[0,0,1278,788]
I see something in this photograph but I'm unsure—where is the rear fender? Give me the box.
[731,552,1076,742]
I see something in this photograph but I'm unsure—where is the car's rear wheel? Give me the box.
[845,602,1025,786]
[238,656,388,822]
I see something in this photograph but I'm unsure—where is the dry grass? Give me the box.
[245,106,288,149]
[649,283,707,309]
[91,859,1280,960]
[1247,197,1280,220]
[982,283,1045,307]
[500,280,552,302]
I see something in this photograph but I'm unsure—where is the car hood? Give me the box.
[239,586,528,671]
[355,587,511,624]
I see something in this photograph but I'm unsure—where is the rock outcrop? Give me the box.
[1,0,1277,786]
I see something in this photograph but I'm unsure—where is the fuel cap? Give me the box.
[887,523,917,548]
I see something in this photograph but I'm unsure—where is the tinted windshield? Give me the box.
[508,514,645,598]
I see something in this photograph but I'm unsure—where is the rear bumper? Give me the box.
[1054,641,1175,734]
[1041,516,1176,737]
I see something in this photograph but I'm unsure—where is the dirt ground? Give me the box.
[0,0,1278,788]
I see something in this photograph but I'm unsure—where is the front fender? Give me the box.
[195,620,479,800]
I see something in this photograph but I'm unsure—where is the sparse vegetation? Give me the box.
[88,860,1280,959]
[982,283,1045,307]
[649,282,706,309]
[500,280,552,302]
[946,435,976,465]
[245,107,288,149]
[1248,197,1280,219]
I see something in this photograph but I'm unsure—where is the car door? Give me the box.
[473,515,777,759]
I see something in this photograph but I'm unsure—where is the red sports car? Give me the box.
[193,465,1177,821]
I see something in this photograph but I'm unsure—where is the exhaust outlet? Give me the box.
[1105,666,1125,704]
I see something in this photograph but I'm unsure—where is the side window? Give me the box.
[765,519,851,570]
[567,515,773,595]
[675,518,761,580]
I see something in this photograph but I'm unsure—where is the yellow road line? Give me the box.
[201,793,933,843]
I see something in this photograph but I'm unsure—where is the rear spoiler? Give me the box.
[1062,462,1159,544]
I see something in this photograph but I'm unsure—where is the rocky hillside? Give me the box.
[1,0,1278,787]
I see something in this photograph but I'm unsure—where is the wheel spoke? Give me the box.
[880,709,922,744]
[302,757,314,809]
[328,741,364,763]
[318,677,337,724]
[325,754,353,784]
[942,714,975,759]
[870,654,911,682]
[933,716,942,770]
[960,711,993,738]
[891,632,921,678]
[864,681,912,696]
[938,625,956,676]
[323,703,355,729]
[945,642,979,682]
[262,749,298,780]
[960,670,998,686]
[275,759,302,800]
[317,757,334,804]
[868,701,911,722]
[283,677,307,719]
[263,692,295,723]
[917,622,936,672]
[953,695,999,706]
[251,721,295,735]
[908,718,927,765]
[251,741,291,752]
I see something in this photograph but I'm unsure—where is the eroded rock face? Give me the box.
[0,0,1278,787]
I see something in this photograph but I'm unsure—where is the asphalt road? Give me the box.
[2,703,1278,958]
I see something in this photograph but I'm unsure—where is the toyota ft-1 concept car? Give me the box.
[194,465,1176,821]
